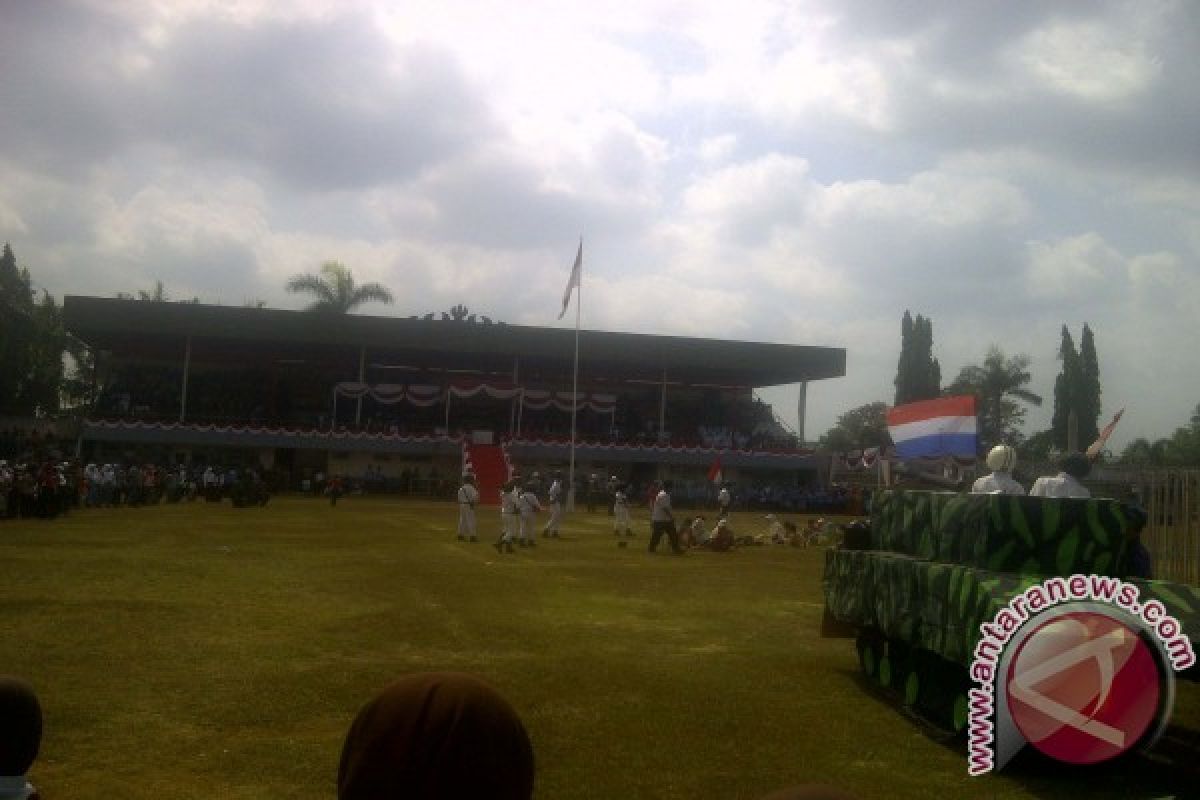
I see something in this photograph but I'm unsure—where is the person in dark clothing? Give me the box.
[0,675,42,800]
[649,479,683,554]
[337,672,534,800]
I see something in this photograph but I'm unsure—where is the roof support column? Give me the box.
[179,336,192,423]
[354,346,365,427]
[659,367,667,443]
[510,357,519,436]
[796,380,807,444]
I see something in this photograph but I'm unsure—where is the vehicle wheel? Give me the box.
[856,630,882,680]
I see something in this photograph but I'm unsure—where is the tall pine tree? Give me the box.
[1078,323,1101,446]
[1051,325,1079,450]
[894,310,941,404]
[1051,324,1102,452]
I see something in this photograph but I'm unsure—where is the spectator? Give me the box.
[337,672,534,800]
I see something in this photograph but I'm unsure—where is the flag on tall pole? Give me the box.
[564,237,583,510]
[559,238,582,320]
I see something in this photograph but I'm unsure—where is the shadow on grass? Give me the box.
[838,666,1200,799]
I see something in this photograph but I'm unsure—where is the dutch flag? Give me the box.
[886,395,978,460]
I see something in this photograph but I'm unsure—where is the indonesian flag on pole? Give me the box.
[886,395,977,460]
[559,238,582,319]
[707,456,723,484]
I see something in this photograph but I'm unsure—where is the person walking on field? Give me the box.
[327,474,344,506]
[717,482,732,520]
[613,484,634,537]
[542,471,563,539]
[457,473,479,542]
[648,479,683,554]
[516,483,541,548]
[494,480,518,554]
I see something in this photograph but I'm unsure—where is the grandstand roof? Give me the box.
[63,296,846,388]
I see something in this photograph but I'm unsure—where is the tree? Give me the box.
[1051,325,1079,450]
[1117,404,1200,466]
[1051,324,1104,451]
[0,243,34,412]
[946,347,1043,450]
[0,244,66,415]
[819,401,890,451]
[286,261,394,313]
[1018,430,1057,463]
[1077,324,1101,446]
[1119,437,1169,466]
[894,311,941,405]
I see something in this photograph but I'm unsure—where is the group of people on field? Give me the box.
[0,458,271,521]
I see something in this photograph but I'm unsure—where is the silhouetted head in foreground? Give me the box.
[338,672,534,800]
[0,675,42,785]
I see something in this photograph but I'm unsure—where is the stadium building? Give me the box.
[63,296,846,504]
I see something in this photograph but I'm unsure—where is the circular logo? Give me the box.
[1005,610,1163,765]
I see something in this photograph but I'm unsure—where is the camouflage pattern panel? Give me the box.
[932,492,987,564]
[913,561,959,656]
[871,553,920,642]
[869,490,901,552]
[869,490,936,557]
[908,491,939,560]
[824,549,876,628]
[944,567,1034,667]
[974,496,1131,576]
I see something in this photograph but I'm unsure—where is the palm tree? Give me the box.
[286,261,394,313]
[946,346,1043,450]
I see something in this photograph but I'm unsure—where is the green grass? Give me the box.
[2,497,1198,799]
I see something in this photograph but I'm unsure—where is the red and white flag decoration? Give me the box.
[707,456,723,484]
[559,238,582,319]
[1086,408,1125,459]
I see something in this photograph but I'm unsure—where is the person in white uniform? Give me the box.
[517,483,542,548]
[494,480,518,554]
[613,484,633,537]
[717,483,732,520]
[456,473,479,542]
[971,445,1026,496]
[1030,453,1092,499]
[542,471,564,539]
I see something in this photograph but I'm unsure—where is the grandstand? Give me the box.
[63,296,846,503]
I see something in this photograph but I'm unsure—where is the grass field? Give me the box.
[2,496,1198,799]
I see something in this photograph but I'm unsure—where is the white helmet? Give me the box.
[986,445,1017,472]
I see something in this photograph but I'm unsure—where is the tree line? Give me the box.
[821,309,1199,466]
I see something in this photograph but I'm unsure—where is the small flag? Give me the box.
[886,395,977,460]
[707,457,723,484]
[558,238,582,319]
[1086,408,1125,459]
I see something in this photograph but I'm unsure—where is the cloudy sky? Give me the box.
[2,0,1198,449]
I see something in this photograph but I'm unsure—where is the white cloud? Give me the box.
[1010,12,1164,103]
[1024,233,1125,300]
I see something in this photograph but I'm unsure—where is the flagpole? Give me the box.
[568,237,581,512]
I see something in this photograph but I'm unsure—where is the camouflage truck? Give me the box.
[822,489,1200,734]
